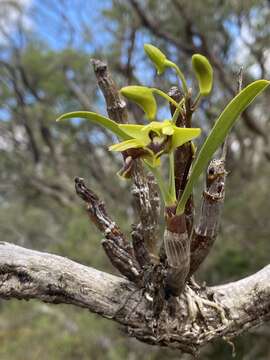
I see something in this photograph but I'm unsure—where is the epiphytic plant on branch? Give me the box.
[58,44,268,302]
[1,44,269,357]
[56,44,269,354]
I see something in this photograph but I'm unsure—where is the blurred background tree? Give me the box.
[0,0,269,359]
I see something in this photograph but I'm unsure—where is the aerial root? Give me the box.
[184,286,229,328]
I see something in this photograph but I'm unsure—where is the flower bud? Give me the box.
[192,54,213,96]
[144,44,167,75]
[120,85,157,120]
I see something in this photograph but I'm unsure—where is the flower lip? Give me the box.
[147,135,170,155]
[148,130,161,140]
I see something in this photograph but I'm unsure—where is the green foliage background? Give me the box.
[0,0,269,359]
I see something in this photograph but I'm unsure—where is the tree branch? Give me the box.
[74,177,141,283]
[128,0,193,54]
[90,58,160,260]
[90,58,128,124]
[0,241,270,355]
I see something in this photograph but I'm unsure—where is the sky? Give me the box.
[3,0,267,81]
[0,0,113,51]
[0,0,269,153]
[1,0,268,120]
[30,0,113,52]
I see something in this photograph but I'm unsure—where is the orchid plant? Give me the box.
[57,44,269,215]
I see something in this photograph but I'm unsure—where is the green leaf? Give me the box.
[144,44,167,75]
[192,54,213,96]
[176,79,270,214]
[56,111,130,140]
[120,86,157,121]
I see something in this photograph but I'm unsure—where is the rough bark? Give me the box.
[0,241,269,355]
[74,177,141,283]
[90,57,160,259]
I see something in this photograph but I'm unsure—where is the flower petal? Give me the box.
[146,121,163,129]
[142,121,163,136]
[171,128,201,149]
[119,124,149,144]
[109,139,144,152]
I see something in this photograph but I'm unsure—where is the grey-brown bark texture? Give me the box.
[0,242,269,356]
[1,59,269,356]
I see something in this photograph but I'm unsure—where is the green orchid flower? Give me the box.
[109,120,201,168]
[56,43,269,210]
